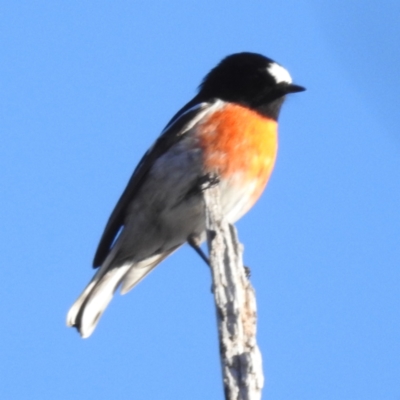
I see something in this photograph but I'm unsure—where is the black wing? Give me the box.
[93,96,208,267]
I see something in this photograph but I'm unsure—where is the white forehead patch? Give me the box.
[267,62,292,84]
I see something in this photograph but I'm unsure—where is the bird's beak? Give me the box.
[283,83,306,93]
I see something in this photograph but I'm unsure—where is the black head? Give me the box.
[198,52,305,120]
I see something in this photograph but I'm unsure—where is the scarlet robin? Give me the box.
[67,52,305,338]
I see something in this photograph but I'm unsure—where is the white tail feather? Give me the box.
[67,248,179,338]
[78,264,131,338]
[67,245,119,328]
[66,271,101,328]
[120,254,166,295]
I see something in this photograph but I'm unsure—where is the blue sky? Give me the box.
[1,1,399,399]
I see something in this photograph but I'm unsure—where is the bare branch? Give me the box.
[203,179,264,400]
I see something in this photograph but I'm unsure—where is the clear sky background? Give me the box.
[1,1,399,399]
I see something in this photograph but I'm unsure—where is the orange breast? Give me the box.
[197,103,278,207]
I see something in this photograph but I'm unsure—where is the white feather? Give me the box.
[78,263,131,338]
[267,62,292,84]
[120,255,162,295]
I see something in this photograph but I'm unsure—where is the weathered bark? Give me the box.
[203,180,264,400]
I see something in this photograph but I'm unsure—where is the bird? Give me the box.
[67,52,305,338]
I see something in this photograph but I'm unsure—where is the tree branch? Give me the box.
[203,179,264,400]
